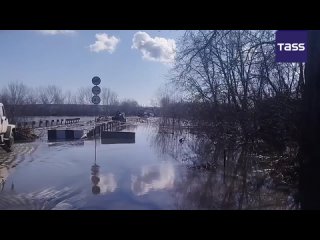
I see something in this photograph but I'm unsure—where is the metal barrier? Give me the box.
[17,117,83,129]
[65,118,80,124]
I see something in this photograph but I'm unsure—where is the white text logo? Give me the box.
[277,43,305,51]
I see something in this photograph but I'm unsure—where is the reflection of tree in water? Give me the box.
[150,129,182,161]
[150,124,229,169]
[173,145,296,209]
[150,125,298,209]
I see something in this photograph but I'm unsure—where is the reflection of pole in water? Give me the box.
[0,179,5,192]
[91,164,100,195]
[223,149,227,169]
[223,149,227,184]
[94,116,97,165]
[92,115,100,195]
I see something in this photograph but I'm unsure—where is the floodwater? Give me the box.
[0,120,297,210]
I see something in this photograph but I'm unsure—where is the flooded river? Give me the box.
[0,120,297,209]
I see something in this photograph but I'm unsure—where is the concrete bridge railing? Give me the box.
[17,118,80,129]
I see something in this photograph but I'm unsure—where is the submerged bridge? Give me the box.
[47,120,130,141]
[15,116,139,141]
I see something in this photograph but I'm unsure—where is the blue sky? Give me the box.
[0,30,183,106]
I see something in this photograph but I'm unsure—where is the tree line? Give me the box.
[0,82,119,105]
[0,82,148,119]
[155,30,320,210]
[172,30,303,105]
[158,30,320,209]
[159,30,304,151]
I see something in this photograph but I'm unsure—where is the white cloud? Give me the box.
[38,30,76,35]
[132,31,176,64]
[89,33,120,53]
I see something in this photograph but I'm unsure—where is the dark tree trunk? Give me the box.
[296,63,304,98]
[300,30,320,209]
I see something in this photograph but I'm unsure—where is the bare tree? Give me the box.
[174,31,300,103]
[77,87,92,104]
[101,87,111,105]
[47,85,64,104]
[109,91,119,106]
[171,30,302,126]
[0,88,9,106]
[0,81,28,120]
[101,87,118,105]
[25,87,39,104]
[64,90,77,104]
[38,87,49,104]
[4,81,28,105]
[37,85,64,104]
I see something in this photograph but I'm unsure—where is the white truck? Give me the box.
[0,103,15,152]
